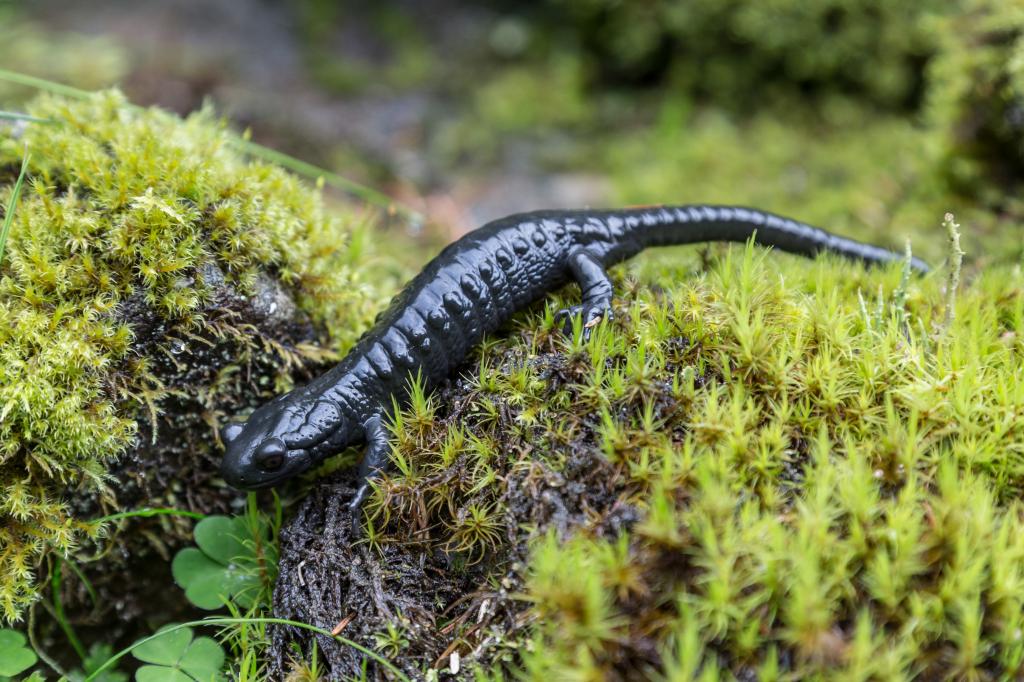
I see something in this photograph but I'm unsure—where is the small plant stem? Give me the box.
[51,557,88,662]
[894,238,912,333]
[83,617,412,682]
[0,67,92,98]
[943,212,964,327]
[246,493,271,594]
[28,602,68,677]
[0,110,53,123]
[229,137,423,224]
[90,507,206,524]
[63,556,99,610]
[0,148,30,266]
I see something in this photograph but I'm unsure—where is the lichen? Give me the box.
[0,90,378,623]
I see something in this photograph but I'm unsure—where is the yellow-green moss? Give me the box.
[372,242,1024,678]
[0,90,377,622]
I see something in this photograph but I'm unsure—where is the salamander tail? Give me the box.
[623,205,930,273]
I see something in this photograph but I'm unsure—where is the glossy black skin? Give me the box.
[220,205,929,515]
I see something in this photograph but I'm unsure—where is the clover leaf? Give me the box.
[0,628,37,677]
[171,515,265,610]
[132,625,224,682]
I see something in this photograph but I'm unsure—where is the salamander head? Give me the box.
[219,392,350,490]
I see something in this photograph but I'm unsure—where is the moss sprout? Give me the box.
[944,212,965,327]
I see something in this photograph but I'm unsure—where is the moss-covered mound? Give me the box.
[273,236,1024,679]
[0,91,377,624]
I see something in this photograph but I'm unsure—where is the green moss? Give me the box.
[0,90,378,623]
[367,238,1024,678]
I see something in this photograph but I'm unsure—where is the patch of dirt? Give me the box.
[271,471,516,679]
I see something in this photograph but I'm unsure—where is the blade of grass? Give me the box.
[230,136,423,224]
[62,556,99,610]
[0,149,29,266]
[28,602,68,678]
[0,68,424,223]
[51,557,88,663]
[83,616,412,682]
[89,507,206,525]
[0,67,93,99]
[0,110,53,124]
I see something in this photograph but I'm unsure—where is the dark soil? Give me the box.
[271,471,517,680]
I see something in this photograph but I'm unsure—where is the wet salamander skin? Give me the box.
[220,205,929,512]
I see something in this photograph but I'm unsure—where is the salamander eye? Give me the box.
[254,438,286,472]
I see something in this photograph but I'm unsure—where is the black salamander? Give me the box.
[220,205,929,516]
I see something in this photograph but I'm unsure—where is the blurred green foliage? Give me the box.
[0,7,128,103]
[545,0,951,109]
[927,0,1024,200]
[438,0,1022,262]
[296,0,439,94]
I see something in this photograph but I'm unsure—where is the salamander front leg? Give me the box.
[557,247,614,341]
[349,413,390,533]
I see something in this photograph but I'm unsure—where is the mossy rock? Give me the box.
[271,240,1024,679]
[0,90,379,625]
